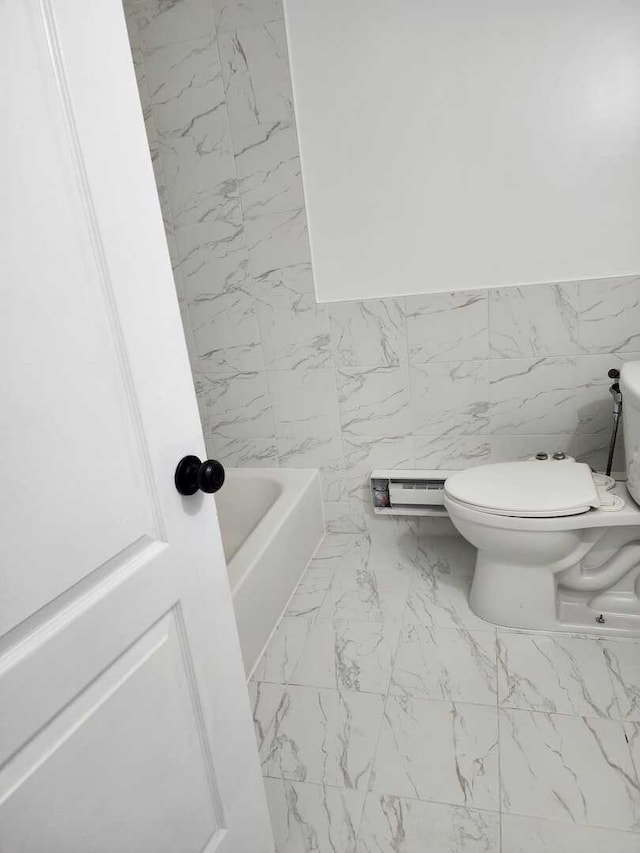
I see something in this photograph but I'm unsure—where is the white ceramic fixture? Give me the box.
[215,468,324,676]
[444,361,640,635]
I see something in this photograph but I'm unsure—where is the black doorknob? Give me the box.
[174,455,225,496]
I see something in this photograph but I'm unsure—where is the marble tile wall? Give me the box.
[123,0,640,524]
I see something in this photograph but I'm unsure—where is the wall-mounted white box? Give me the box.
[371,469,457,516]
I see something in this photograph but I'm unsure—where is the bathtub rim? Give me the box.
[221,467,324,595]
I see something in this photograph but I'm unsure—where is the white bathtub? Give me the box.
[215,468,325,676]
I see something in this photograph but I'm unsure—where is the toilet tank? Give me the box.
[621,361,640,504]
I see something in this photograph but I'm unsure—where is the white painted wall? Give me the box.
[284,0,640,302]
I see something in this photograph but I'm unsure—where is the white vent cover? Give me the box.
[371,469,457,516]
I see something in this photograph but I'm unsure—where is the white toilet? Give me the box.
[444,361,640,635]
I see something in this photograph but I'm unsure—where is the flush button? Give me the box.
[552,451,566,460]
[535,452,549,460]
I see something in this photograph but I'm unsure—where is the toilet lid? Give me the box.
[444,461,600,518]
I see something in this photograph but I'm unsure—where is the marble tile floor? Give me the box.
[248,528,640,852]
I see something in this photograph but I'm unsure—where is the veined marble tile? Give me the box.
[188,288,263,371]
[339,476,376,510]
[197,371,275,439]
[251,615,314,684]
[182,264,264,373]
[411,361,489,436]
[489,283,579,357]
[406,291,489,364]
[372,519,455,563]
[371,696,499,811]
[265,779,363,853]
[416,515,459,538]
[219,21,294,134]
[283,594,327,621]
[128,0,215,49]
[578,276,640,354]
[155,178,175,236]
[625,722,640,779]
[499,708,640,830]
[413,434,491,469]
[360,514,418,553]
[329,299,407,367]
[309,533,374,573]
[127,43,147,104]
[341,496,417,543]
[343,434,414,477]
[137,72,158,148]
[291,619,402,694]
[257,293,331,369]
[296,568,337,595]
[602,640,640,721]
[337,367,410,439]
[315,471,346,505]
[497,632,618,718]
[250,682,384,790]
[146,35,220,122]
[214,0,283,33]
[501,813,640,853]
[159,134,239,226]
[343,484,378,524]
[123,2,143,51]
[311,531,416,576]
[253,262,315,307]
[575,352,640,435]
[179,301,201,377]
[368,508,415,542]
[414,535,477,577]
[285,568,334,620]
[206,436,278,467]
[233,120,303,216]
[490,433,576,463]
[357,794,499,853]
[318,563,411,623]
[268,368,340,438]
[175,218,248,295]
[489,357,578,435]
[193,373,210,431]
[245,209,311,278]
[145,37,239,225]
[141,101,162,183]
[276,435,345,502]
[331,525,418,579]
[346,484,377,513]
[323,501,369,535]
[390,625,497,706]
[575,432,626,477]
[406,572,493,631]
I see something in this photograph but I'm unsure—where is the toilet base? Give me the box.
[469,554,559,631]
[557,593,640,636]
[469,553,640,636]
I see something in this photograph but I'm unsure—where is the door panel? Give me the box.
[2,0,156,633]
[1,614,221,853]
[0,1,273,849]
[0,541,170,768]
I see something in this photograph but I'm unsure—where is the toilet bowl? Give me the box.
[444,361,640,635]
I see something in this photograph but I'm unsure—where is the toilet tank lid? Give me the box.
[445,461,600,517]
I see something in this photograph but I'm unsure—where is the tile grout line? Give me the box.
[496,628,504,853]
[352,528,414,846]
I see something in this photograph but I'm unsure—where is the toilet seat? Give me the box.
[444,461,600,519]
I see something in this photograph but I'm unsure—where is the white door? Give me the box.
[0,2,273,851]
